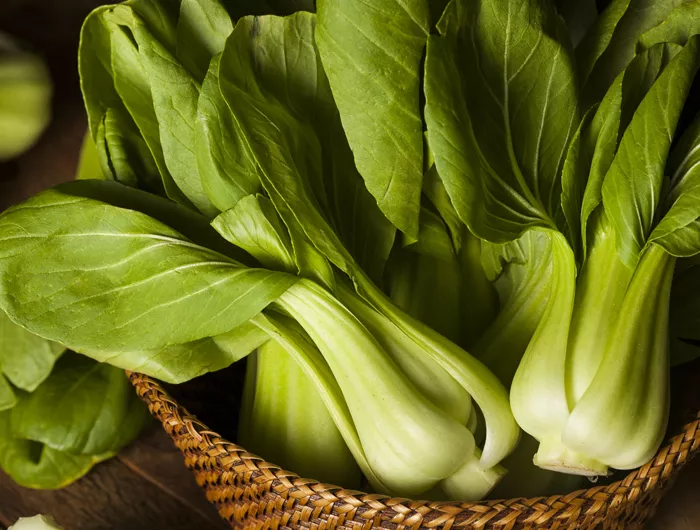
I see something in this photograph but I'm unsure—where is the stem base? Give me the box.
[534,438,609,477]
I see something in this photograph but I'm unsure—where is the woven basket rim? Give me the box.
[127,369,700,529]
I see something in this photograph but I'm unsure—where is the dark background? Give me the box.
[0,1,698,528]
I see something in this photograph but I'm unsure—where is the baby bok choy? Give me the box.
[425,0,700,478]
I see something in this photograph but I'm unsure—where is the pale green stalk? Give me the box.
[563,244,674,469]
[250,313,392,494]
[275,279,474,496]
[354,273,520,472]
[565,212,633,406]
[509,232,604,474]
[338,282,472,424]
[239,340,361,487]
[440,447,506,501]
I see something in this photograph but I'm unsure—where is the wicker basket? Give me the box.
[127,365,700,530]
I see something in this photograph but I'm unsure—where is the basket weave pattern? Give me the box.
[128,371,699,530]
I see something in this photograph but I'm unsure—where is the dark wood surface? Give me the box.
[0,1,698,529]
[0,426,229,530]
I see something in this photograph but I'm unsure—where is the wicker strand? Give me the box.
[127,371,700,530]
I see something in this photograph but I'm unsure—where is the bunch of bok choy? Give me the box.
[1,0,700,501]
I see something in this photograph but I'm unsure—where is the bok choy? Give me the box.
[2,0,700,501]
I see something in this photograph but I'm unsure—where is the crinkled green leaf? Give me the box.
[425,0,578,242]
[0,409,113,490]
[10,352,148,456]
[603,36,700,266]
[0,311,64,393]
[0,185,296,355]
[316,0,429,238]
[111,5,218,216]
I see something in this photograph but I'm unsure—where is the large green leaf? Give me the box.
[0,311,63,392]
[195,54,262,213]
[0,186,296,355]
[316,0,429,238]
[10,352,148,455]
[176,0,234,82]
[603,36,700,266]
[424,0,578,243]
[217,12,393,280]
[213,194,336,290]
[130,0,180,54]
[579,43,682,256]
[80,6,127,147]
[650,113,700,255]
[99,322,267,384]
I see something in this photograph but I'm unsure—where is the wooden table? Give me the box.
[0,1,698,528]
